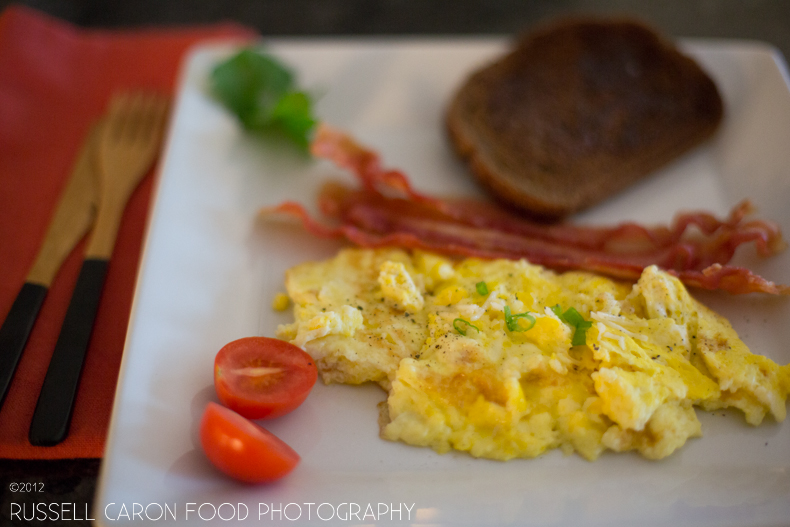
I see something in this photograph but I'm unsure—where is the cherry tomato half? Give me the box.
[200,402,300,483]
[214,336,318,420]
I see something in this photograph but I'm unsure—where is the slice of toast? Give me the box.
[446,17,723,219]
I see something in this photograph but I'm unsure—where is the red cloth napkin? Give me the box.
[0,5,256,459]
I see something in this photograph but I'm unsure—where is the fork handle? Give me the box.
[29,258,108,446]
[0,282,48,410]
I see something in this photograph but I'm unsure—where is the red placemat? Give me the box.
[0,4,256,459]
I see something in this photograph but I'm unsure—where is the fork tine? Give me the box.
[139,94,168,144]
[122,93,143,140]
[102,91,167,148]
[125,92,151,141]
[151,95,169,140]
[140,93,163,140]
[105,92,129,140]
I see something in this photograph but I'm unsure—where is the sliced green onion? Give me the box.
[550,304,592,346]
[572,326,590,346]
[453,318,479,336]
[566,308,592,346]
[561,307,585,327]
[476,281,489,296]
[504,306,536,332]
[550,304,564,319]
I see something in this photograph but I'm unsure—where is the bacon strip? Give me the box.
[267,199,789,295]
[263,125,789,295]
[311,126,786,257]
[318,184,785,271]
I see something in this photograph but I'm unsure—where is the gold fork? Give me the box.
[29,92,168,446]
[87,93,169,261]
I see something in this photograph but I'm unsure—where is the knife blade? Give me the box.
[0,122,100,411]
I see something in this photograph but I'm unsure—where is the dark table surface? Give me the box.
[1,1,788,525]
[3,0,790,59]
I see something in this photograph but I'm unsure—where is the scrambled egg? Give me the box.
[276,248,790,461]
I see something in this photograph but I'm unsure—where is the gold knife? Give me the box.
[0,122,100,410]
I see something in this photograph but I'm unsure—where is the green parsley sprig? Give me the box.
[210,48,317,149]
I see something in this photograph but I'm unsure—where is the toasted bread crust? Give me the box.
[446,17,723,219]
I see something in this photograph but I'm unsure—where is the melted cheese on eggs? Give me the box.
[277,248,790,461]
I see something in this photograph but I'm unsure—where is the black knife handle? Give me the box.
[0,282,48,410]
[29,258,108,446]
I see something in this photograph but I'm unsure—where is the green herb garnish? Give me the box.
[562,307,585,326]
[571,323,592,347]
[210,48,317,149]
[453,318,479,336]
[550,304,564,319]
[476,281,489,296]
[504,306,536,332]
[552,305,592,346]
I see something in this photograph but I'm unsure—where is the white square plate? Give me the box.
[96,38,790,526]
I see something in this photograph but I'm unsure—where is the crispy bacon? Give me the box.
[263,124,789,295]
